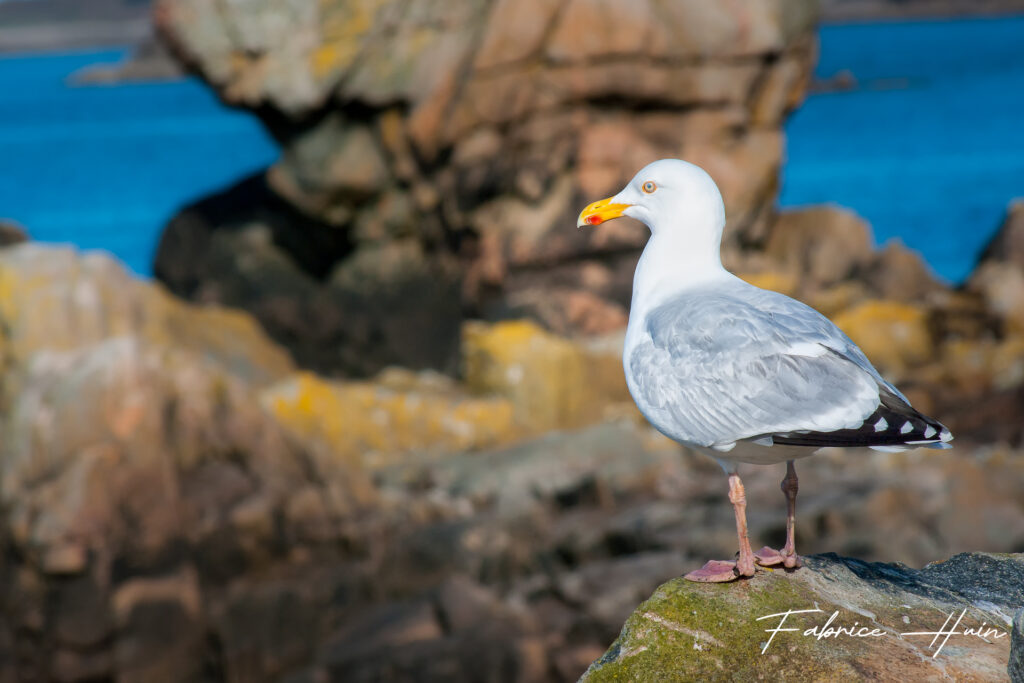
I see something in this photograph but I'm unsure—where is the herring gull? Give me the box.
[577,159,952,583]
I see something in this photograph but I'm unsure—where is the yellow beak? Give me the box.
[577,197,631,227]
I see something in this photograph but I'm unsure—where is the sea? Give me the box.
[1,14,1023,282]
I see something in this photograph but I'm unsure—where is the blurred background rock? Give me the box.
[0,0,1022,681]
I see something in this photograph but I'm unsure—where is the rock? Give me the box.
[863,239,944,302]
[154,0,820,373]
[262,369,521,469]
[434,575,503,633]
[556,552,688,629]
[462,320,632,433]
[749,51,813,127]
[1011,608,1024,682]
[502,288,629,337]
[113,571,206,683]
[318,591,546,683]
[416,422,679,518]
[154,175,464,377]
[969,262,1024,337]
[583,552,1023,682]
[937,383,1024,448]
[763,205,875,290]
[473,0,563,70]
[0,245,376,681]
[0,219,28,247]
[979,199,1024,269]
[831,299,934,377]
[70,36,184,84]
[968,201,1024,336]
[269,115,391,216]
[0,335,370,569]
[3,279,1024,683]
[0,243,294,386]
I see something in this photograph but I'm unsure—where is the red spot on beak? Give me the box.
[586,215,602,225]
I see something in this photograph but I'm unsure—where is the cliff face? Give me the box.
[153,0,819,376]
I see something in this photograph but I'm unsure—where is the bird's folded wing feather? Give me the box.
[629,284,906,449]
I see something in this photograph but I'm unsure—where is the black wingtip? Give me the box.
[770,395,952,451]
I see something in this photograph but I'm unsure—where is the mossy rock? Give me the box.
[582,553,1023,682]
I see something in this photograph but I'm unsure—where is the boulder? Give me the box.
[0,246,373,681]
[154,174,464,377]
[0,243,293,385]
[0,219,28,247]
[968,200,1024,336]
[462,320,632,433]
[583,553,1024,682]
[763,205,875,290]
[831,299,934,378]
[862,239,945,302]
[978,199,1024,269]
[70,36,184,84]
[262,369,521,469]
[153,0,820,375]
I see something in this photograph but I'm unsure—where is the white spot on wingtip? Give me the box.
[924,425,936,438]
[900,421,913,434]
[874,417,888,432]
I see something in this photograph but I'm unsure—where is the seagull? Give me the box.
[577,159,952,583]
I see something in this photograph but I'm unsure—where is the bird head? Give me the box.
[576,159,726,236]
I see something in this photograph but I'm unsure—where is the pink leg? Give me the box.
[729,472,757,577]
[780,460,802,568]
[685,471,757,582]
[754,460,803,568]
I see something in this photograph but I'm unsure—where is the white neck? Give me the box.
[628,223,728,322]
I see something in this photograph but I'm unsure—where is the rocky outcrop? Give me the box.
[0,219,27,246]
[0,245,648,681]
[969,199,1024,336]
[71,36,184,84]
[0,244,295,386]
[582,552,1024,682]
[153,0,819,376]
[6,244,1024,682]
[0,245,370,681]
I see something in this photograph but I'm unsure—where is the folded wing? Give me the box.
[629,283,951,451]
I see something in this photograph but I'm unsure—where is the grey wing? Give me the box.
[629,284,949,450]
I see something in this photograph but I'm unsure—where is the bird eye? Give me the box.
[641,181,657,194]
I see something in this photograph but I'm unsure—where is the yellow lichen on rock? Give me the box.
[832,299,933,376]
[0,245,294,387]
[462,320,631,433]
[310,0,376,80]
[736,269,799,298]
[931,337,1024,394]
[262,371,520,468]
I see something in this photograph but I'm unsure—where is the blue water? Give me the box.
[0,48,278,274]
[780,15,1024,283]
[2,16,1024,281]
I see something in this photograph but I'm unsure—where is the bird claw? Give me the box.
[684,560,744,583]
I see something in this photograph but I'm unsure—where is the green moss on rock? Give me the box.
[582,553,1023,682]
